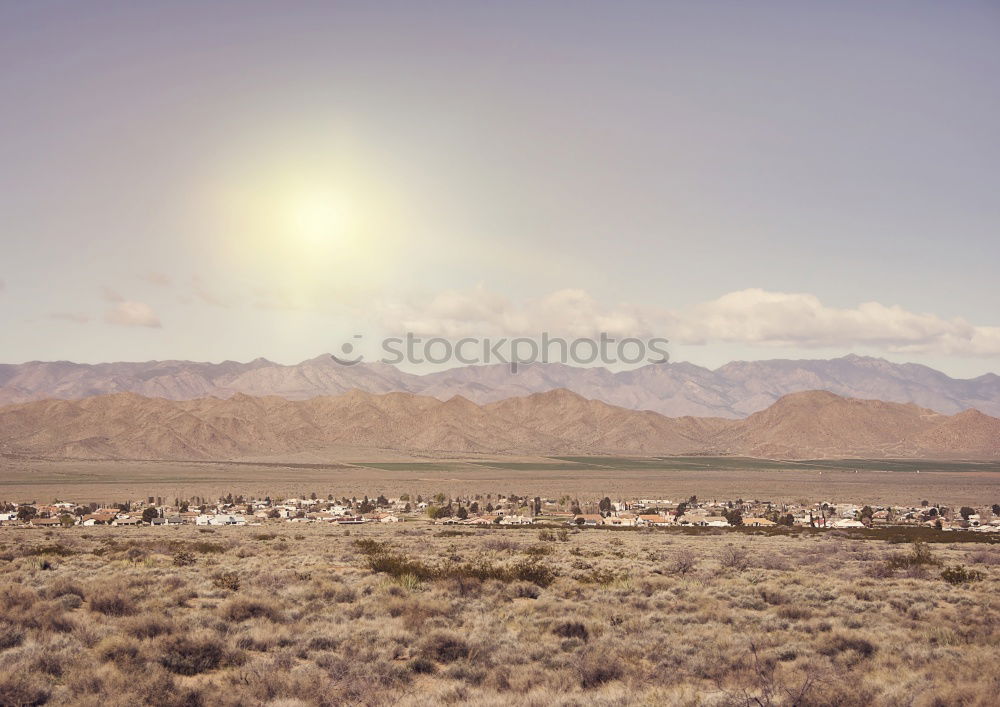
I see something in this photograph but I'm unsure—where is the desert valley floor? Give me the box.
[2,455,999,507]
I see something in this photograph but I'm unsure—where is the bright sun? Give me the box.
[283,187,351,246]
[204,145,406,302]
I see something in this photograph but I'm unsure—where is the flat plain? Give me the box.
[2,456,999,506]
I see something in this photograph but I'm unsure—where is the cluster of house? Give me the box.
[561,498,1000,531]
[2,494,998,532]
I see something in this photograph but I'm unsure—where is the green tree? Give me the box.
[16,505,36,522]
[141,507,158,523]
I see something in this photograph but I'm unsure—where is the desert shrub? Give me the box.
[172,551,196,567]
[0,622,25,650]
[364,544,555,587]
[510,582,540,599]
[866,561,896,579]
[222,597,283,622]
[23,544,75,557]
[0,586,38,612]
[718,545,752,572]
[212,572,241,592]
[408,657,437,674]
[577,567,623,585]
[353,538,391,555]
[444,661,487,685]
[44,578,85,600]
[420,631,470,663]
[886,542,938,570]
[578,650,623,688]
[819,634,877,660]
[776,605,812,620]
[757,586,790,605]
[0,669,51,707]
[330,585,357,603]
[506,559,555,586]
[483,537,520,552]
[435,529,470,538]
[941,565,984,585]
[552,620,589,641]
[523,544,554,557]
[307,636,340,651]
[158,635,226,675]
[967,550,1000,565]
[97,635,144,668]
[366,551,438,582]
[89,589,137,616]
[123,615,173,639]
[671,549,699,575]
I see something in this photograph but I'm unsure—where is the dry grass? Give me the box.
[0,523,998,705]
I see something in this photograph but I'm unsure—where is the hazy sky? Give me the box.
[2,1,998,376]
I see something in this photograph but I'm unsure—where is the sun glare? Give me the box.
[287,190,349,245]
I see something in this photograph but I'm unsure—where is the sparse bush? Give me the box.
[718,545,752,572]
[212,572,241,592]
[0,622,24,650]
[420,631,470,663]
[222,597,283,622]
[0,670,51,707]
[819,634,877,660]
[408,657,437,674]
[941,565,984,585]
[89,589,137,616]
[886,542,938,570]
[158,634,226,675]
[523,543,554,557]
[553,620,589,641]
[671,549,699,575]
[483,537,520,553]
[578,650,623,688]
[172,551,196,566]
[45,578,85,601]
[96,635,144,667]
[510,582,540,599]
[123,615,173,639]
[967,550,1000,565]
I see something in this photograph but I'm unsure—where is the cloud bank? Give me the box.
[373,287,1000,357]
[104,301,162,328]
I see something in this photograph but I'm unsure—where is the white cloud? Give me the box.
[373,287,1000,357]
[674,289,1000,355]
[104,301,162,328]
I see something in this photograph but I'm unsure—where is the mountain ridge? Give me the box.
[0,354,997,419]
[1,388,996,461]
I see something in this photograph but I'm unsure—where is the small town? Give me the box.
[4,493,999,532]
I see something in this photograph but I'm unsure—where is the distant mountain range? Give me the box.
[1,389,997,460]
[1,354,998,418]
